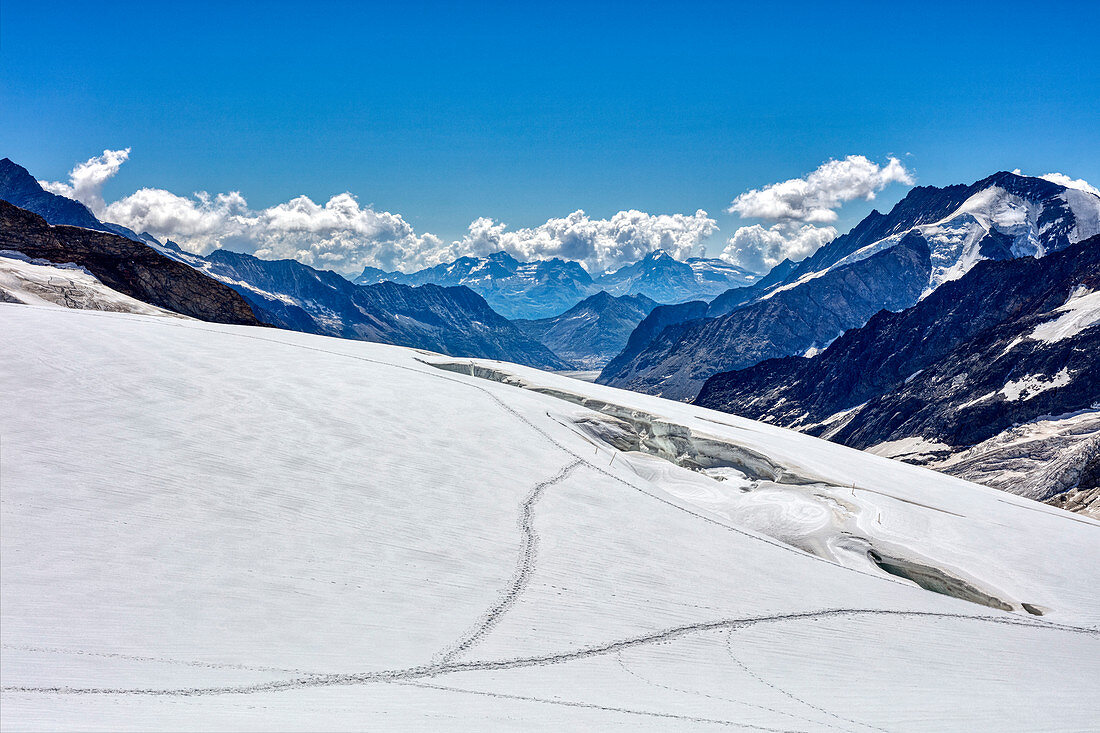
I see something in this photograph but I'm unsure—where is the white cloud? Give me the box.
[99,187,441,274]
[41,150,719,275]
[1038,172,1100,197]
[720,223,838,273]
[438,209,718,273]
[721,155,914,273]
[40,148,132,213]
[727,155,914,224]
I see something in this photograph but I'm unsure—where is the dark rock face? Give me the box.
[599,172,1100,401]
[598,300,709,382]
[513,291,657,369]
[0,158,146,242]
[708,258,797,317]
[1,158,106,232]
[599,234,932,400]
[695,235,1100,503]
[204,249,568,369]
[0,201,262,325]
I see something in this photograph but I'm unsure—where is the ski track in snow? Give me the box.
[435,459,584,664]
[0,645,304,675]
[3,609,1090,698]
[724,631,886,733]
[613,649,851,733]
[4,307,1098,723]
[389,679,796,732]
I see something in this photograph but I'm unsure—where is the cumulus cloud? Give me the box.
[439,209,718,273]
[1038,172,1100,197]
[41,150,719,275]
[727,155,914,224]
[719,223,838,273]
[721,155,914,273]
[40,148,132,213]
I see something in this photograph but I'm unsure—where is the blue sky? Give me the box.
[2,0,1098,272]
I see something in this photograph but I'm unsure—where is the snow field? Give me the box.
[2,304,1098,731]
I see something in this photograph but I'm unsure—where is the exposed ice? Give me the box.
[0,251,182,316]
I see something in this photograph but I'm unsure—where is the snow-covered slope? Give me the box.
[603,173,1100,400]
[0,251,181,316]
[819,179,1100,296]
[2,304,1098,731]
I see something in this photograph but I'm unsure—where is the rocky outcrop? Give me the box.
[0,201,262,325]
[598,300,708,382]
[694,235,1100,508]
[0,158,147,241]
[1,158,106,232]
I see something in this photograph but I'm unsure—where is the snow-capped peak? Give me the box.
[804,172,1100,296]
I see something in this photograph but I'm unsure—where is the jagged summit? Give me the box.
[599,171,1100,401]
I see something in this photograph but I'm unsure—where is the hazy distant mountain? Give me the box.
[355,251,594,319]
[595,250,759,304]
[194,249,569,369]
[599,172,1100,400]
[695,234,1100,510]
[355,249,759,319]
[513,291,657,369]
[0,159,566,368]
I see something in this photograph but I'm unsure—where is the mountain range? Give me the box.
[196,248,568,369]
[0,159,564,370]
[355,248,758,319]
[695,234,1100,513]
[0,200,262,325]
[3,155,1097,512]
[599,172,1100,400]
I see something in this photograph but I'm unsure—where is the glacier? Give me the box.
[1,302,1098,731]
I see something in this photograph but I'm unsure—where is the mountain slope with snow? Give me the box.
[193,248,568,370]
[0,201,262,325]
[695,235,1100,513]
[600,234,932,400]
[602,173,1100,400]
[0,251,182,315]
[356,250,759,319]
[2,303,1097,730]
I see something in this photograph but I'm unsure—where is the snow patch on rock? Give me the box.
[1029,286,1100,344]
